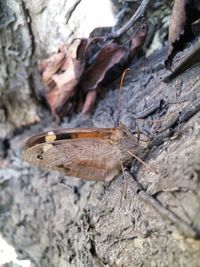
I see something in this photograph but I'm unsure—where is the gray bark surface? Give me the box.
[0,1,200,267]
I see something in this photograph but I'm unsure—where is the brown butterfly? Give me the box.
[23,124,147,181]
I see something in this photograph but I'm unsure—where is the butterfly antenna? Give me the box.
[116,68,130,126]
[120,161,128,200]
[127,150,158,174]
[135,119,141,143]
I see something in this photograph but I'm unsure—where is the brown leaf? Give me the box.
[130,23,148,54]
[79,22,148,115]
[80,43,126,93]
[38,22,147,119]
[39,40,87,119]
[52,53,84,114]
[81,90,97,114]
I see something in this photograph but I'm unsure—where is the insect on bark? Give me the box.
[23,69,149,181]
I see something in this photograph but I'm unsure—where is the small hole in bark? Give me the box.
[89,240,97,257]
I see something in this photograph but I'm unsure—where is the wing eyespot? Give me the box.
[37,154,43,160]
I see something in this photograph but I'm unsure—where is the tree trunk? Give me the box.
[1,1,200,267]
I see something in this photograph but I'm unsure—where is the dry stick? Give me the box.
[124,171,199,239]
[111,0,150,38]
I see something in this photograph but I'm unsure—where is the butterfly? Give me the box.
[23,124,147,181]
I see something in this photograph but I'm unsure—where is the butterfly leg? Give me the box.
[120,161,128,200]
[127,150,157,174]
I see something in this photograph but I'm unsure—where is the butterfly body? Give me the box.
[24,124,146,181]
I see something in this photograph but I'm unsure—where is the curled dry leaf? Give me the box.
[165,0,200,70]
[39,40,88,119]
[80,23,148,114]
[39,23,147,120]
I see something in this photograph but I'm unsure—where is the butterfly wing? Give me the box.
[24,135,122,181]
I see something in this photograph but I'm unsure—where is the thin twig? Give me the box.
[111,0,150,38]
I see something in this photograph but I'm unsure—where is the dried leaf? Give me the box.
[80,43,126,92]
[39,40,87,119]
[81,90,97,114]
[79,22,148,115]
[39,22,147,119]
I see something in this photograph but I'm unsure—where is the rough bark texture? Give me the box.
[0,0,39,139]
[1,1,200,267]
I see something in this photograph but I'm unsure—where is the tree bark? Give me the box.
[0,0,39,139]
[0,1,200,267]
